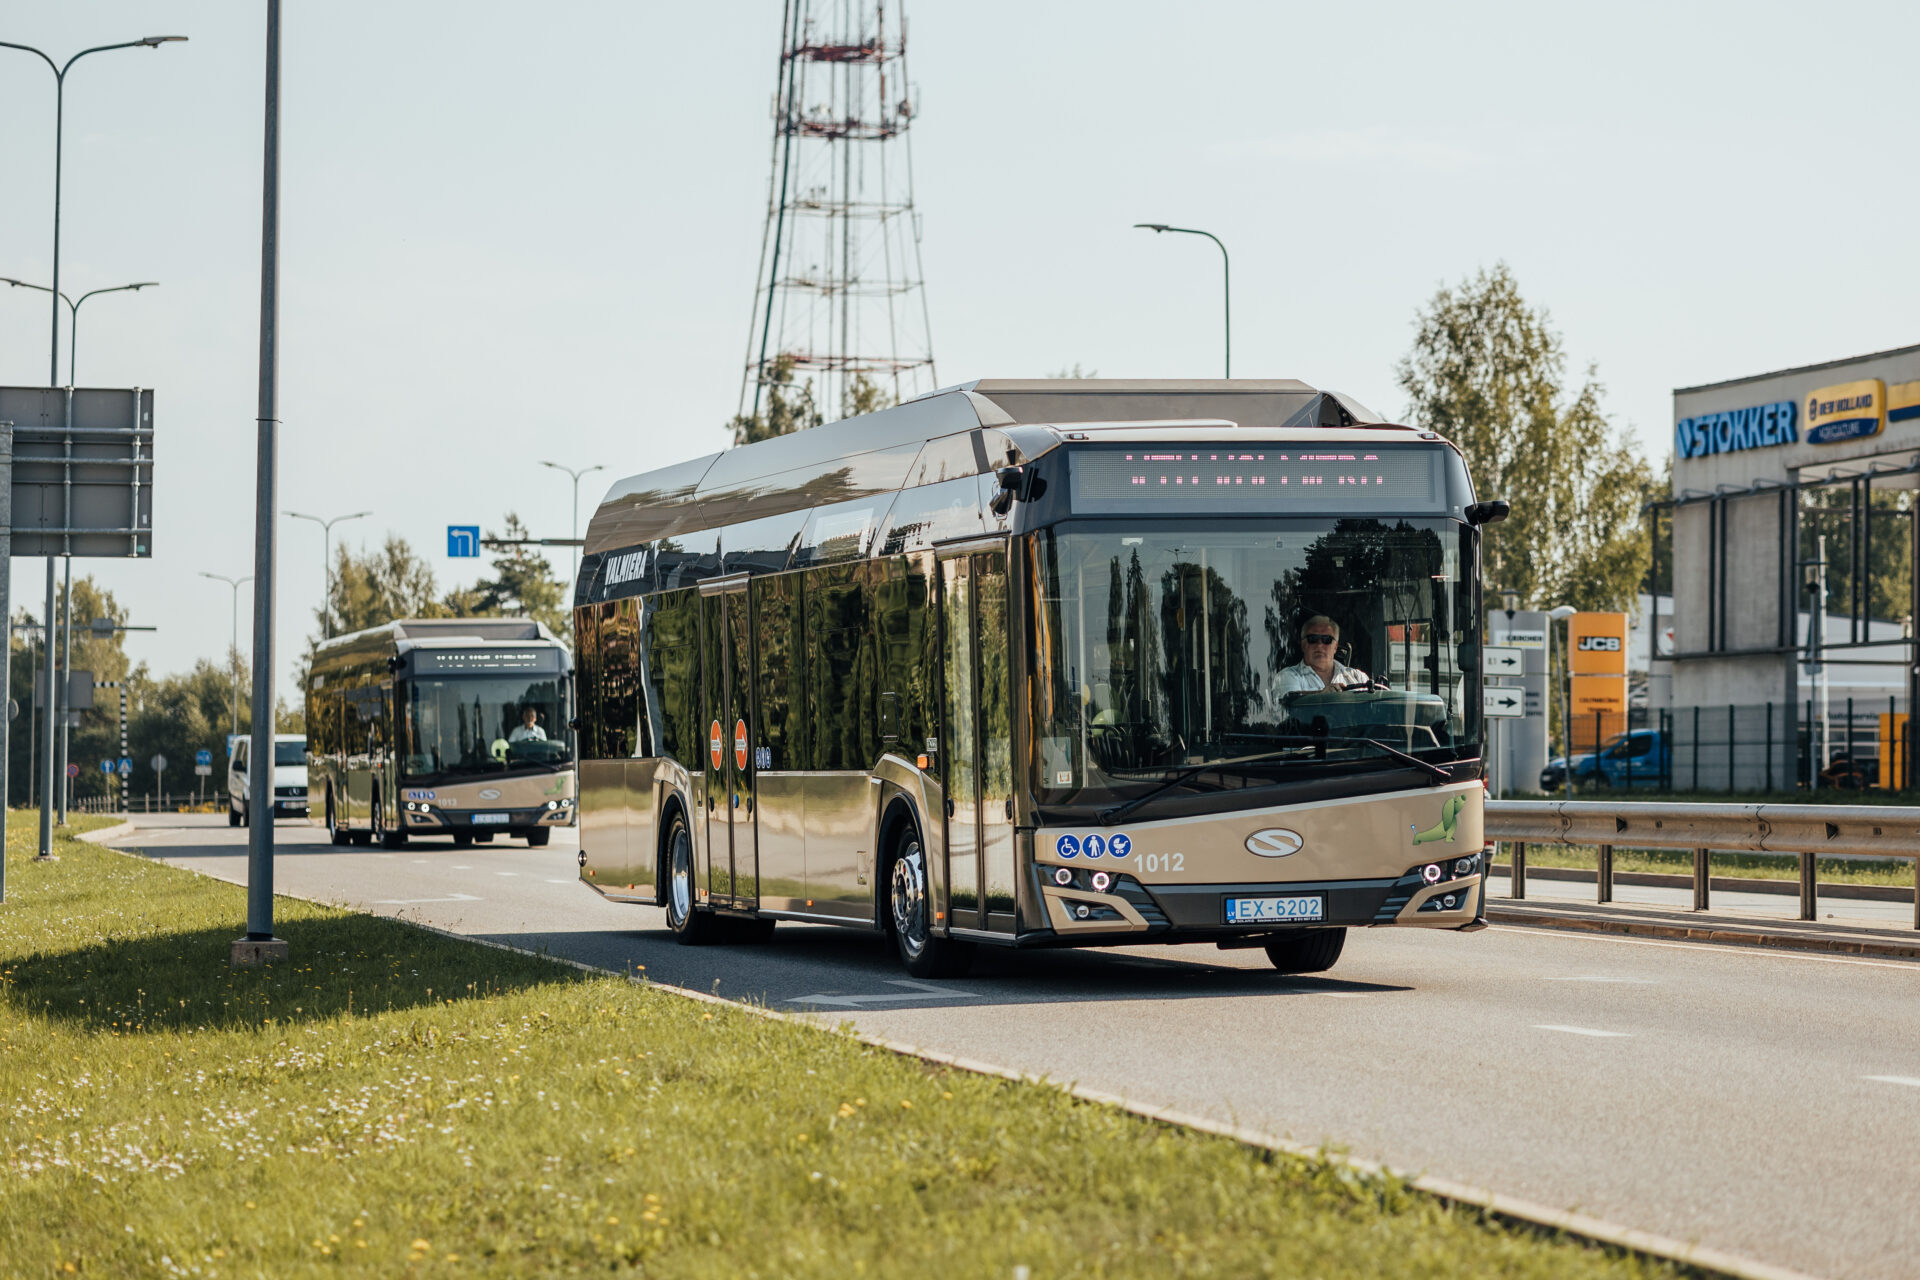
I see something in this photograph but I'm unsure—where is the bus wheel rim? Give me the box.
[670,829,692,923]
[891,842,927,954]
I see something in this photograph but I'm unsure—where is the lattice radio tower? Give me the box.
[739,0,937,426]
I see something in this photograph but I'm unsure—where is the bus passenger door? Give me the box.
[940,548,1016,936]
[699,579,757,910]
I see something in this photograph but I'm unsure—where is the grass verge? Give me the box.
[0,830,1686,1278]
[1507,842,1915,887]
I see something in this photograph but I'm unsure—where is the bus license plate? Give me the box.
[1225,895,1324,924]
[471,813,510,825]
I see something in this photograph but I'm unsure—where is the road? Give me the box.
[112,813,1920,1280]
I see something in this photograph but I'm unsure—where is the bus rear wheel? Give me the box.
[327,793,351,847]
[663,810,718,944]
[889,832,973,979]
[1264,928,1346,975]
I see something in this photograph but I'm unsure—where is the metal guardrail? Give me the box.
[1485,800,1920,929]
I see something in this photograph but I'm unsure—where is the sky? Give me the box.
[1,0,1917,689]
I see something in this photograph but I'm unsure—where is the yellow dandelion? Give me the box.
[644,1193,660,1203]
[796,1132,809,1142]
[942,1091,954,1100]
[411,1238,431,1251]
[444,1254,460,1263]
[900,1099,913,1109]
[605,1216,618,1225]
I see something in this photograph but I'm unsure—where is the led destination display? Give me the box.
[412,649,564,674]
[1069,445,1448,515]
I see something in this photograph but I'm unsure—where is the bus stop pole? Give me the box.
[234,0,286,967]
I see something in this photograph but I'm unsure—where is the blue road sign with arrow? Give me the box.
[447,526,480,558]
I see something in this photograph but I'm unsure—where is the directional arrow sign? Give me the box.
[1484,687,1525,719]
[1482,646,1523,677]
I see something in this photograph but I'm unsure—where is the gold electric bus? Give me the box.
[572,380,1499,977]
[307,618,576,848]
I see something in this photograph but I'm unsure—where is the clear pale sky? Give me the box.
[1,1,1914,687]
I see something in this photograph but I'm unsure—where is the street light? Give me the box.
[1549,604,1578,799]
[285,510,369,639]
[1133,223,1231,378]
[2,33,184,855]
[539,461,605,587]
[0,279,159,387]
[0,35,187,389]
[199,572,252,742]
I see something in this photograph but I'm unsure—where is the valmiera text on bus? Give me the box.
[571,380,1506,977]
[306,619,577,847]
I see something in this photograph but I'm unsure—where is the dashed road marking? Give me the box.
[1864,1075,1920,1089]
[496,871,518,877]
[374,893,481,905]
[788,979,980,1008]
[1533,1024,1631,1038]
[1544,975,1658,984]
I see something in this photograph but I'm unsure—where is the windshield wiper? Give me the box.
[1096,734,1452,826]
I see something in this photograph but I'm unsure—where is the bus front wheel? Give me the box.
[663,811,718,944]
[889,832,973,979]
[1264,928,1346,975]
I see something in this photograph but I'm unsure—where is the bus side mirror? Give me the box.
[990,467,1022,517]
[1465,499,1510,526]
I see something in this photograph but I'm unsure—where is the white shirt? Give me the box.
[509,723,547,743]
[1273,659,1368,698]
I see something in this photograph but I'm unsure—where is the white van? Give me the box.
[228,734,309,827]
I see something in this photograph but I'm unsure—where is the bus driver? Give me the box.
[1273,614,1371,698]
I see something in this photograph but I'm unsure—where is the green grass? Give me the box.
[1506,842,1916,887]
[0,832,1685,1279]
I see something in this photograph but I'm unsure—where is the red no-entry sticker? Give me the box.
[708,720,724,771]
[734,719,749,771]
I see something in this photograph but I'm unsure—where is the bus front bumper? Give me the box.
[1036,855,1486,940]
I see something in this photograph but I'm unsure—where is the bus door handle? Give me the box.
[707,796,715,813]
[946,798,955,818]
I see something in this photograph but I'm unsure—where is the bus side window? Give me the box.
[806,562,875,770]
[602,599,640,758]
[754,574,802,772]
[648,588,701,768]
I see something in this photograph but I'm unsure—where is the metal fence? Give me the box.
[77,792,228,816]
[1575,697,1911,794]
[1486,798,1920,928]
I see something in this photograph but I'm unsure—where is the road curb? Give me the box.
[96,842,1826,1280]
[1487,906,1920,960]
[75,822,137,845]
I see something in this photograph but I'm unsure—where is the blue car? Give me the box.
[1539,729,1667,791]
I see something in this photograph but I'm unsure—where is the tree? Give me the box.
[468,513,568,637]
[730,354,824,445]
[1395,263,1658,615]
[321,535,444,638]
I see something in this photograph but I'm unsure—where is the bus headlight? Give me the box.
[546,800,558,810]
[1452,855,1478,878]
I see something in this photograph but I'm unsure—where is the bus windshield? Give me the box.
[401,675,572,782]
[1030,517,1478,804]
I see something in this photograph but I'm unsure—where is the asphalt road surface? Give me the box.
[112,813,1920,1280]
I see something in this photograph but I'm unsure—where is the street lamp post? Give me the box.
[285,510,369,639]
[1,279,159,387]
[199,573,252,742]
[0,35,187,389]
[2,33,183,851]
[1133,223,1231,378]
[539,461,605,587]
[1,280,160,824]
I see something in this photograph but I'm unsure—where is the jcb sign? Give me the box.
[1568,612,1628,676]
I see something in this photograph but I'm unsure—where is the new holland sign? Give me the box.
[1805,379,1885,445]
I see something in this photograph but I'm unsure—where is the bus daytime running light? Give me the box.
[1053,866,1073,887]
[1091,871,1112,892]
[1421,863,1443,885]
[546,800,558,810]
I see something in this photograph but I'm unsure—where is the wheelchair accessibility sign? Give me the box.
[1053,832,1133,860]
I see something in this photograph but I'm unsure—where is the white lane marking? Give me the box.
[545,878,573,884]
[496,871,518,877]
[788,979,979,1008]
[1543,975,1658,984]
[1864,1075,1920,1089]
[1495,924,1920,974]
[411,859,429,864]
[450,865,473,870]
[1533,1024,1631,1038]
[374,893,481,905]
